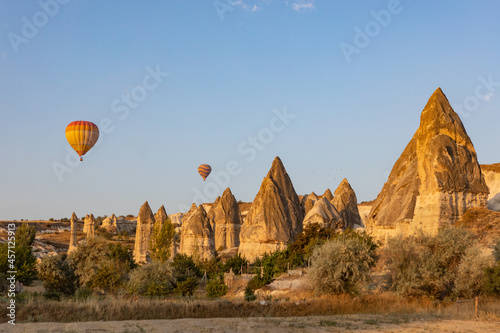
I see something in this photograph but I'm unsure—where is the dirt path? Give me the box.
[1,315,499,333]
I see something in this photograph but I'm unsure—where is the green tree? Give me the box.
[149,218,175,262]
[171,253,202,282]
[0,224,38,285]
[222,253,248,275]
[309,234,377,295]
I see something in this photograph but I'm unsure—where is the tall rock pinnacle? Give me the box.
[133,201,155,264]
[239,156,304,261]
[331,178,363,229]
[208,188,242,251]
[366,88,489,239]
[180,203,215,260]
[68,212,78,254]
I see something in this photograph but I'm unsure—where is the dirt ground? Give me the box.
[1,315,499,333]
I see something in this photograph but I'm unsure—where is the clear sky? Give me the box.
[1,0,499,220]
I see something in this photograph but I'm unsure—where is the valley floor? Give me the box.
[1,315,499,333]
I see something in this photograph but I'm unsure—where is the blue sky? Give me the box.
[1,0,499,220]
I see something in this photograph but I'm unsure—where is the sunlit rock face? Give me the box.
[239,156,304,262]
[180,204,215,261]
[366,88,489,241]
[208,188,242,251]
[481,164,500,211]
[331,178,364,229]
[133,201,155,264]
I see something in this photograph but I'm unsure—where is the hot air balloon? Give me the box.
[198,164,212,181]
[65,121,99,161]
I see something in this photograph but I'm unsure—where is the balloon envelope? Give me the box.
[65,121,99,161]
[198,164,212,181]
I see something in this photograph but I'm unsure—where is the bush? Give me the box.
[171,254,202,282]
[198,257,223,280]
[483,263,500,295]
[174,277,198,297]
[37,253,77,295]
[69,237,136,293]
[205,274,228,298]
[223,253,248,275]
[95,227,113,240]
[309,234,377,295]
[386,227,485,299]
[493,239,500,262]
[127,261,176,296]
[244,284,256,302]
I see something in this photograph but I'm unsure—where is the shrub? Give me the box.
[127,261,176,296]
[95,227,113,240]
[205,274,228,298]
[198,256,224,280]
[483,263,500,295]
[69,237,136,293]
[37,253,77,295]
[309,234,377,295]
[222,253,248,275]
[386,227,484,299]
[493,239,500,262]
[171,254,202,282]
[174,277,198,296]
[244,284,256,302]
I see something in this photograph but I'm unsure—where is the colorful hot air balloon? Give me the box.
[65,121,99,161]
[198,164,212,181]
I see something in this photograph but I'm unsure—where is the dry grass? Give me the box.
[2,293,499,324]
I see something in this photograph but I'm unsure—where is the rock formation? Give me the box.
[322,189,334,201]
[366,88,489,240]
[481,164,500,211]
[239,156,304,261]
[101,214,118,232]
[180,204,215,260]
[154,205,168,225]
[133,201,155,264]
[331,179,363,229]
[303,197,343,229]
[303,192,318,215]
[208,188,242,251]
[84,214,95,238]
[115,217,137,234]
[68,212,78,254]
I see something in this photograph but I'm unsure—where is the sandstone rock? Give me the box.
[169,212,183,228]
[155,205,168,225]
[357,202,374,226]
[180,204,215,260]
[208,188,242,251]
[239,156,304,262]
[332,179,363,229]
[366,88,489,240]
[322,189,334,201]
[115,217,136,234]
[84,214,95,238]
[133,201,155,264]
[303,192,318,215]
[303,197,343,229]
[68,212,78,254]
[101,214,118,232]
[481,164,500,211]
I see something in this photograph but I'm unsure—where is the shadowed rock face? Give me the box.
[133,201,155,264]
[180,204,215,260]
[331,179,363,229]
[208,188,242,251]
[366,88,489,240]
[303,197,343,230]
[239,156,304,262]
[303,192,318,215]
[68,212,79,254]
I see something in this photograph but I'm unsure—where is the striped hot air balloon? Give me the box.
[198,164,212,181]
[65,121,99,161]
